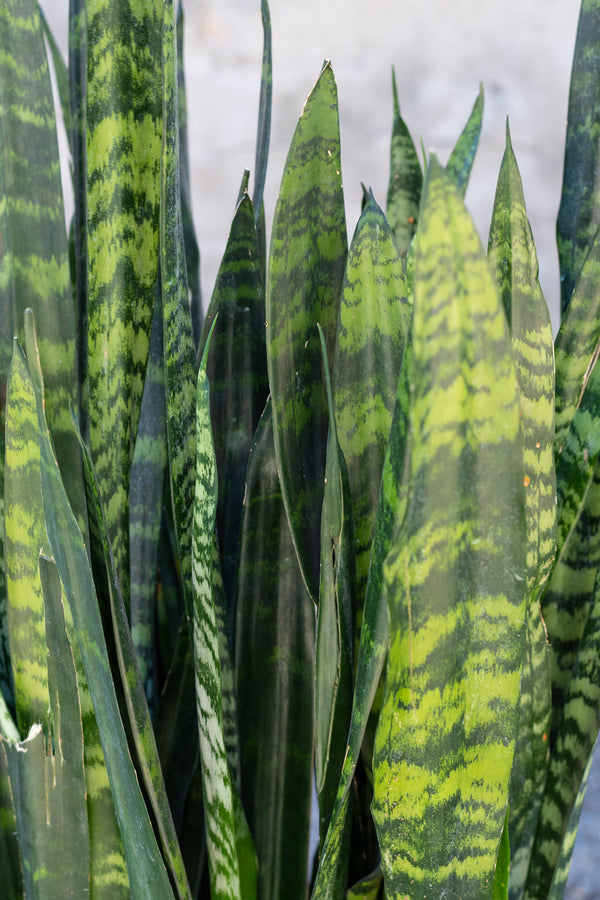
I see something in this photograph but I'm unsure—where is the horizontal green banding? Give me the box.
[4,348,50,737]
[445,85,483,197]
[556,0,600,314]
[554,226,600,455]
[200,191,268,622]
[386,68,422,257]
[86,0,164,613]
[266,61,347,601]
[160,0,197,622]
[372,160,526,899]
[333,192,409,617]
[541,456,600,744]
[525,562,600,898]
[193,357,241,899]
[0,0,82,524]
[487,127,555,898]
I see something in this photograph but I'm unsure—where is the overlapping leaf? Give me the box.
[371,159,526,898]
[85,0,164,611]
[557,0,600,315]
[266,61,347,601]
[235,400,315,900]
[386,68,422,257]
[200,191,268,625]
[23,312,176,899]
[487,123,555,899]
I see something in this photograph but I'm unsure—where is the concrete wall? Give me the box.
[40,0,580,330]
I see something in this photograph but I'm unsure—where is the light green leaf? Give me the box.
[372,158,526,897]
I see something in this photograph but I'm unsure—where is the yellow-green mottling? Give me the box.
[372,160,526,899]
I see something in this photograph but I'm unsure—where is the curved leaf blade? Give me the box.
[23,313,175,900]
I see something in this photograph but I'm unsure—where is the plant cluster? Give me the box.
[1,1,600,899]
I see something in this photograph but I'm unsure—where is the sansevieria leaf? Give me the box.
[372,158,526,898]
[445,84,484,197]
[266,61,347,601]
[0,0,83,521]
[553,226,600,457]
[192,330,243,900]
[235,400,315,900]
[386,67,423,257]
[85,0,164,612]
[333,190,410,618]
[557,0,600,315]
[488,123,555,899]
[23,312,176,899]
[315,325,354,876]
[161,0,198,623]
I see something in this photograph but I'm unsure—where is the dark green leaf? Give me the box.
[200,191,268,628]
[235,399,315,900]
[386,67,422,257]
[266,61,347,601]
[556,0,600,315]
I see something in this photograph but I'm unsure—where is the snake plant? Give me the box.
[0,1,599,898]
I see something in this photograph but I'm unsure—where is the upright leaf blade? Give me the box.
[85,0,164,611]
[487,123,555,898]
[386,68,423,257]
[192,334,243,900]
[23,313,176,900]
[333,191,410,615]
[445,85,484,197]
[266,61,347,601]
[235,400,315,900]
[372,159,526,898]
[557,0,600,315]
[0,0,83,521]
[200,192,268,625]
[161,0,198,624]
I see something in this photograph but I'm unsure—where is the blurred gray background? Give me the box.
[38,2,598,897]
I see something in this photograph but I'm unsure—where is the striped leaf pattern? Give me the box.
[200,191,268,624]
[312,344,413,900]
[525,557,600,899]
[445,85,484,197]
[161,0,198,623]
[85,0,164,611]
[266,61,347,601]
[192,337,241,900]
[557,0,600,314]
[372,159,526,898]
[540,456,600,743]
[487,124,555,898]
[553,227,600,455]
[333,191,410,617]
[4,347,50,737]
[73,412,191,900]
[386,67,423,257]
[129,300,168,707]
[23,313,175,900]
[0,0,83,522]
